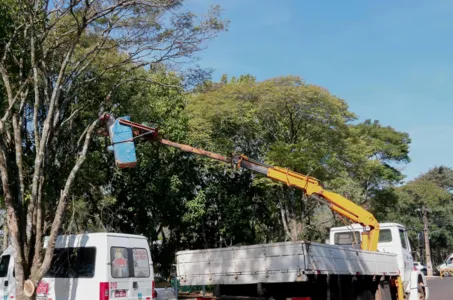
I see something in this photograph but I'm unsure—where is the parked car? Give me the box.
[154,275,177,300]
[436,255,453,276]
[414,262,428,275]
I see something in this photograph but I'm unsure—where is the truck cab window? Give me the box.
[378,229,392,242]
[334,231,361,246]
[0,255,10,277]
[399,229,407,249]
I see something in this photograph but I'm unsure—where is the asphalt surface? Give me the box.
[426,276,453,299]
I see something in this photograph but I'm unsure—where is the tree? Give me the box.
[405,167,453,264]
[388,174,453,265]
[328,119,411,220]
[419,166,453,193]
[187,75,411,243]
[0,0,227,298]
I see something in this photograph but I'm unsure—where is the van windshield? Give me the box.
[45,247,96,278]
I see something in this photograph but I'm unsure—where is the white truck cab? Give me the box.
[329,222,429,299]
[0,232,155,300]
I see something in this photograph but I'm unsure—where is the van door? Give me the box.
[109,237,153,300]
[0,254,14,299]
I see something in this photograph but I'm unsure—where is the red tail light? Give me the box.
[152,280,157,299]
[100,282,109,300]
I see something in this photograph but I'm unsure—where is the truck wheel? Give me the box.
[356,289,374,300]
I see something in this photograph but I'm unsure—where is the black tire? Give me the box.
[356,289,374,300]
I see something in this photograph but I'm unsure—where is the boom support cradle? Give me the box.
[100,115,380,251]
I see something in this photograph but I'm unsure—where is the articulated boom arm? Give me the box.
[232,155,380,251]
[100,115,380,251]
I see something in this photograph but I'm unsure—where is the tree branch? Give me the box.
[36,118,99,282]
[278,197,291,241]
[27,19,87,247]
[0,77,32,123]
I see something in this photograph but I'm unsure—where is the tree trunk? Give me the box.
[2,219,8,251]
[289,189,298,241]
[16,290,33,300]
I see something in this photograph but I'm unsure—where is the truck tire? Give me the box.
[356,289,374,300]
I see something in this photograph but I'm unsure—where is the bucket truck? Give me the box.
[101,115,429,300]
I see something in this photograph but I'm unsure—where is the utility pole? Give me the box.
[422,206,433,276]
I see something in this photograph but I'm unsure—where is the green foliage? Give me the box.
[419,166,453,193]
[337,120,411,212]
[184,75,411,244]
[0,0,228,286]
[1,0,442,276]
[385,167,453,265]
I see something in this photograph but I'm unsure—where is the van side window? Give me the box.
[132,248,150,277]
[111,247,130,278]
[46,247,96,278]
[399,229,407,249]
[0,255,10,277]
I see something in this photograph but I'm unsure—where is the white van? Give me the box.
[0,232,155,300]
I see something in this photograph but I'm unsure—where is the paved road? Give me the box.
[426,276,453,299]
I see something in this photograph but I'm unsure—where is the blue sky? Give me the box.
[184,0,453,181]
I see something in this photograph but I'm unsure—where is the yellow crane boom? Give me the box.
[100,114,380,251]
[231,154,380,251]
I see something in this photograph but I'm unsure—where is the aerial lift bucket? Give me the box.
[101,114,138,168]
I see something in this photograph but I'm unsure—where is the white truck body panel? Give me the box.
[329,223,413,286]
[329,222,430,298]
[176,240,398,286]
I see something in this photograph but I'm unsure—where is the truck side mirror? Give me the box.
[4,280,8,287]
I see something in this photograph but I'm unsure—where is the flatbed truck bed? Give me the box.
[176,240,398,286]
